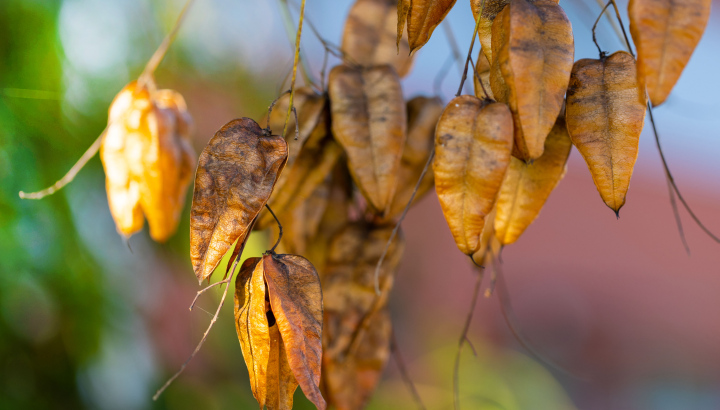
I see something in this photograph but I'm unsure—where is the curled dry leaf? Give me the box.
[494,115,572,245]
[190,118,288,282]
[235,254,326,410]
[397,0,457,53]
[320,222,405,410]
[386,96,444,219]
[342,0,414,77]
[434,95,513,255]
[490,0,574,161]
[629,0,712,107]
[471,0,558,65]
[100,80,195,242]
[565,51,647,214]
[328,64,407,216]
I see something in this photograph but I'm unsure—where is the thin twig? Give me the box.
[281,0,306,139]
[278,0,315,88]
[189,278,232,311]
[591,0,612,57]
[138,0,196,90]
[453,266,485,410]
[374,149,436,295]
[666,177,691,255]
[456,0,486,97]
[468,55,490,100]
[647,104,720,243]
[265,204,283,254]
[19,129,106,199]
[608,0,634,56]
[391,331,427,410]
[153,255,242,400]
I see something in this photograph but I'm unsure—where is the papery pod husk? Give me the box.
[490,0,574,161]
[190,118,288,282]
[474,49,494,100]
[303,164,355,274]
[471,0,558,65]
[629,0,712,107]
[270,175,333,257]
[434,95,513,255]
[101,80,196,242]
[328,64,407,216]
[386,96,444,220]
[565,51,646,214]
[257,137,342,230]
[494,114,572,245]
[234,254,326,410]
[342,0,414,77]
[322,308,392,410]
[319,222,405,409]
[397,0,457,53]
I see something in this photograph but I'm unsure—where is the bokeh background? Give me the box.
[2,0,719,409]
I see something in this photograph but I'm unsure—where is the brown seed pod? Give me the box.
[565,51,647,214]
[471,0,558,65]
[328,64,407,216]
[386,96,444,219]
[319,222,405,410]
[397,0,457,53]
[101,81,196,242]
[434,95,514,256]
[490,0,574,161]
[629,0,711,107]
[189,118,288,283]
[235,254,326,410]
[494,114,572,245]
[257,138,342,230]
[342,0,414,77]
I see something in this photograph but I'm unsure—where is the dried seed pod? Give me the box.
[320,223,405,409]
[342,0,414,77]
[471,0,558,65]
[235,254,326,410]
[190,118,288,282]
[490,0,574,161]
[565,51,647,214]
[386,96,444,219]
[101,81,196,242]
[434,95,513,255]
[328,64,407,216]
[397,0,457,53]
[257,138,342,230]
[494,115,572,245]
[629,0,712,106]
